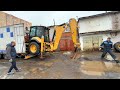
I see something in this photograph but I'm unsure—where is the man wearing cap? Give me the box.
[99,37,119,63]
[5,41,21,75]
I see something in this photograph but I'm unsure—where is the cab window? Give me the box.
[30,27,36,37]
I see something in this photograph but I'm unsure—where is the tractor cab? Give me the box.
[29,26,50,42]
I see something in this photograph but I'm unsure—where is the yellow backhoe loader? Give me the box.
[24,18,80,59]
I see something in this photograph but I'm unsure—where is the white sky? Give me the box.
[3,11,108,26]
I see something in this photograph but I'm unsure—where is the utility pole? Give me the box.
[52,19,56,42]
[53,19,55,26]
[76,16,78,20]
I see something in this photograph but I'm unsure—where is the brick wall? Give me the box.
[0,12,7,27]
[0,11,32,29]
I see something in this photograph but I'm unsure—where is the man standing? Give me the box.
[5,41,21,75]
[99,37,119,63]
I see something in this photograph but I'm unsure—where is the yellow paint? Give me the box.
[27,18,80,57]
[49,18,80,51]
[30,37,44,52]
[118,44,120,49]
[50,43,54,51]
[31,37,41,43]
[30,44,37,53]
[53,25,67,50]
[24,55,33,60]
[69,18,80,46]
[41,38,44,52]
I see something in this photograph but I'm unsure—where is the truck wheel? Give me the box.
[2,54,6,59]
[29,42,40,55]
[0,54,2,59]
[114,42,120,52]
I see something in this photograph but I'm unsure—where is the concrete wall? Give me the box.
[78,15,112,33]
[80,32,120,51]
[98,32,120,46]
[78,12,120,51]
[0,12,32,29]
[78,12,120,34]
[80,34,103,51]
[112,13,120,30]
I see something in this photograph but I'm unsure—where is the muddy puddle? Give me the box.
[80,60,120,76]
[38,61,54,67]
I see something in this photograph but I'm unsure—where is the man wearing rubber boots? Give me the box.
[99,37,119,63]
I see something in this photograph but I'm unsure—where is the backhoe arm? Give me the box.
[69,18,80,48]
[53,24,67,50]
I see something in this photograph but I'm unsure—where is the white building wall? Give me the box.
[78,12,120,51]
[78,15,112,33]
[99,32,120,45]
[80,32,120,51]
[100,33,116,45]
[0,24,25,54]
[112,13,120,30]
[48,26,55,41]
[80,37,83,51]
[80,34,103,51]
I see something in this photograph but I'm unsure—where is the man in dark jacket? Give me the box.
[5,41,20,75]
[99,37,119,63]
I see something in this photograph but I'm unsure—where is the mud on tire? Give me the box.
[29,42,40,55]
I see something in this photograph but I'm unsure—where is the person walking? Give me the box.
[5,41,21,75]
[99,37,119,63]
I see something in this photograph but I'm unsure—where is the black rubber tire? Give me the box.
[0,54,2,59]
[2,54,6,59]
[114,42,120,52]
[28,42,40,55]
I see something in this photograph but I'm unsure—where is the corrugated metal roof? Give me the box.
[78,11,120,22]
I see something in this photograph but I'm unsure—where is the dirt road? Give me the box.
[0,51,120,79]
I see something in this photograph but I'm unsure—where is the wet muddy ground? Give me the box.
[0,51,120,79]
